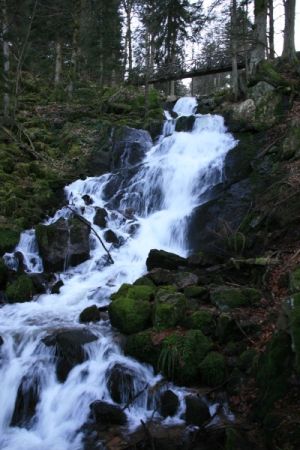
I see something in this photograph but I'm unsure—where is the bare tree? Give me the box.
[268,0,275,58]
[1,0,10,116]
[250,0,267,71]
[231,0,239,100]
[282,0,297,62]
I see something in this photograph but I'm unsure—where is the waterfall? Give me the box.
[0,98,237,450]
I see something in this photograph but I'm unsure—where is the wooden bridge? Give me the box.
[132,51,247,85]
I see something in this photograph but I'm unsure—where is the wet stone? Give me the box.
[90,400,127,427]
[79,305,101,323]
[185,395,210,426]
[51,279,64,294]
[106,363,135,404]
[159,390,179,418]
[10,375,40,428]
[104,229,120,245]
[43,328,97,382]
[94,207,108,228]
[82,194,94,205]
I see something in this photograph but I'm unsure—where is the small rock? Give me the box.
[146,249,187,271]
[185,395,210,426]
[106,364,135,404]
[94,207,108,228]
[104,229,119,245]
[90,400,127,427]
[175,115,195,132]
[175,272,199,289]
[79,305,101,323]
[51,280,64,294]
[159,390,179,418]
[82,194,94,205]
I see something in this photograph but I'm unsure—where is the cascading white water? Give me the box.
[0,98,237,450]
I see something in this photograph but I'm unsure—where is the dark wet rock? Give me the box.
[103,229,119,245]
[30,273,48,294]
[36,217,91,272]
[14,251,26,273]
[98,304,109,312]
[111,127,153,170]
[90,400,127,427]
[126,222,140,236]
[43,328,97,382]
[0,291,7,304]
[146,249,188,271]
[175,272,199,289]
[82,194,94,205]
[185,395,210,426]
[79,305,101,323]
[148,268,176,285]
[106,364,135,404]
[159,390,179,418]
[10,375,40,427]
[94,207,108,228]
[188,179,252,256]
[122,208,136,220]
[0,335,3,345]
[51,279,64,294]
[0,258,8,290]
[175,115,196,132]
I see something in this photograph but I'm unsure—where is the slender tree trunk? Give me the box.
[13,0,38,117]
[268,0,275,58]
[127,6,133,77]
[282,0,297,62]
[250,0,267,72]
[1,0,10,117]
[54,41,62,85]
[67,0,81,98]
[231,0,239,101]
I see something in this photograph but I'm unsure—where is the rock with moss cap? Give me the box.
[186,310,215,335]
[0,227,20,255]
[124,330,161,367]
[153,290,187,329]
[211,286,260,311]
[110,283,156,302]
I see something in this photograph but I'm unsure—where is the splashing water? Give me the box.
[0,98,237,450]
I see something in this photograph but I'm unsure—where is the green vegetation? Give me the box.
[199,352,226,386]
[5,274,35,303]
[153,291,187,329]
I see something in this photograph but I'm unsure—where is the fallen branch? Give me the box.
[66,205,114,264]
[122,383,149,411]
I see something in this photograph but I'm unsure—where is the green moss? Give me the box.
[256,331,293,419]
[199,352,226,386]
[133,276,155,287]
[216,313,240,343]
[158,330,212,384]
[0,227,20,255]
[153,291,187,329]
[211,287,248,310]
[184,286,208,299]
[6,274,35,303]
[186,310,214,334]
[108,295,151,334]
[289,267,300,293]
[111,283,156,302]
[243,287,261,304]
[237,348,257,372]
[124,330,161,367]
[289,293,300,372]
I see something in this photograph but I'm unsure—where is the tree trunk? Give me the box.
[250,0,267,71]
[127,6,133,77]
[268,0,275,59]
[54,41,62,85]
[1,0,10,117]
[282,0,297,62]
[67,0,81,98]
[231,0,239,101]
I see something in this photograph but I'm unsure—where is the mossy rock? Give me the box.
[108,295,152,334]
[237,348,258,373]
[133,276,155,287]
[153,290,187,329]
[211,287,247,310]
[0,227,20,255]
[255,331,293,419]
[0,257,9,289]
[243,287,261,304]
[186,310,215,335]
[216,313,241,343]
[111,283,156,302]
[124,330,161,367]
[184,285,209,300]
[199,352,226,386]
[158,330,212,384]
[288,293,300,372]
[289,267,300,293]
[5,274,35,303]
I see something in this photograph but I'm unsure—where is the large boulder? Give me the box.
[10,374,40,427]
[36,217,91,272]
[111,126,153,170]
[175,115,195,132]
[109,295,152,334]
[146,249,188,271]
[159,390,179,418]
[79,305,101,323]
[42,328,97,382]
[5,274,36,303]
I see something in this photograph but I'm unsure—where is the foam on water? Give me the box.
[0,97,237,449]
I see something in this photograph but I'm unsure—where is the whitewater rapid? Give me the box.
[0,97,236,450]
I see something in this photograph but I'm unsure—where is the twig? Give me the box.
[122,383,149,411]
[66,206,114,264]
